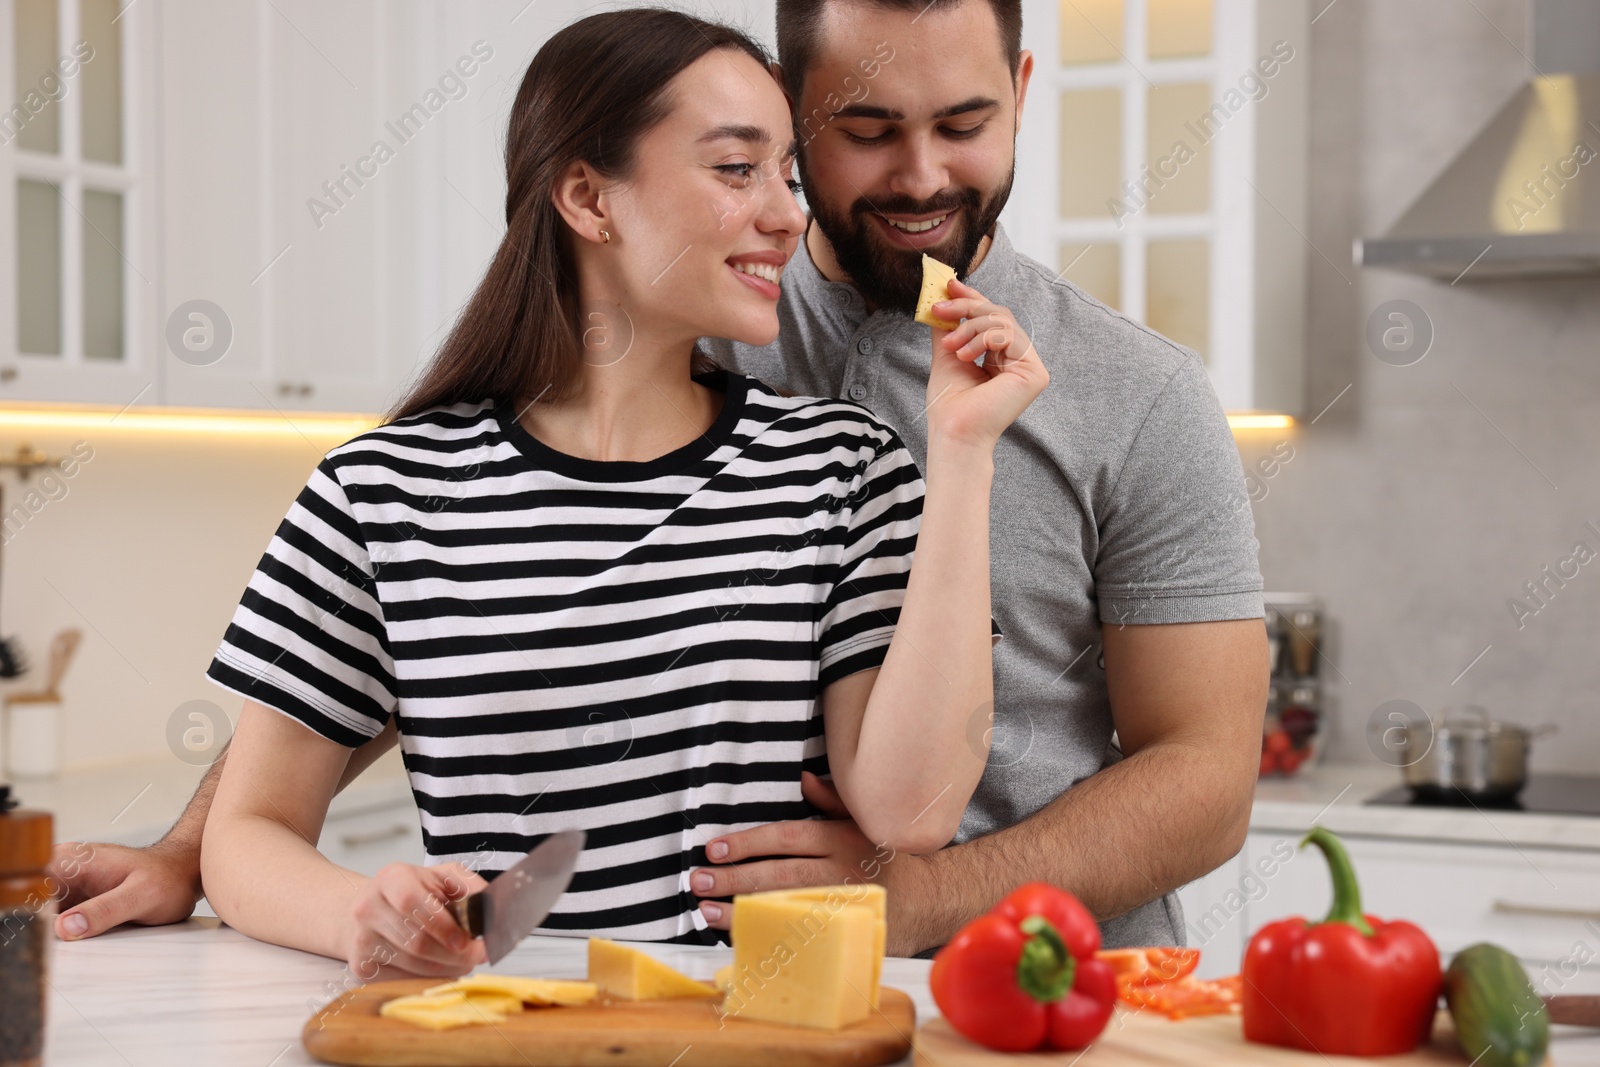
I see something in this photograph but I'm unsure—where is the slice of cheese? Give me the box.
[722,885,882,1030]
[379,990,518,1031]
[588,938,719,1000]
[382,991,467,1012]
[424,975,598,1007]
[913,254,960,330]
[456,992,524,1016]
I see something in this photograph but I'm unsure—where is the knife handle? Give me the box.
[449,893,483,937]
[1545,995,1600,1027]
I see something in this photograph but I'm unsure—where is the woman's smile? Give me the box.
[727,249,787,299]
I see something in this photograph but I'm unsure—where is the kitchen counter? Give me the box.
[43,920,933,1066]
[43,919,1600,1066]
[1253,763,1600,852]
[25,755,1600,1064]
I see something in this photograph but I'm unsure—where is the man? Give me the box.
[50,0,1266,955]
[686,0,1266,956]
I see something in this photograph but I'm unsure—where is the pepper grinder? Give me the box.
[0,784,52,1067]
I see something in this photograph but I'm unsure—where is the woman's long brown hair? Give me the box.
[385,9,769,425]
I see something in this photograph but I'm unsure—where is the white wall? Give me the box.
[3,424,341,770]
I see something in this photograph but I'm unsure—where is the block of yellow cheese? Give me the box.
[424,974,598,1007]
[751,885,886,1008]
[588,938,719,1000]
[722,884,883,1029]
[913,254,960,330]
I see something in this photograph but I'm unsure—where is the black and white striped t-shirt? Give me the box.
[206,370,926,944]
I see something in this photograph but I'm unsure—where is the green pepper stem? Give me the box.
[1300,827,1375,936]
[1016,915,1076,1003]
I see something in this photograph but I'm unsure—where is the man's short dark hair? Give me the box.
[775,0,1022,105]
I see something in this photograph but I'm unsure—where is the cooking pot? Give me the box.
[1392,705,1556,802]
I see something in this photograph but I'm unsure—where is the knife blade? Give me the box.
[449,829,585,964]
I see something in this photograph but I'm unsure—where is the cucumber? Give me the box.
[1444,943,1549,1067]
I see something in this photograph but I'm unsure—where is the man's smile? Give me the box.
[874,210,957,249]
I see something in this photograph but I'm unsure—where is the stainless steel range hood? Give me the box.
[1355,0,1600,280]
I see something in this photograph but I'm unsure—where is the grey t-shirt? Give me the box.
[700,221,1264,948]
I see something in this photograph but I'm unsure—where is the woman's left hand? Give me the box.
[925,278,1049,449]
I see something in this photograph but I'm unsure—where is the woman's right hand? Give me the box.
[346,862,489,978]
[924,278,1050,450]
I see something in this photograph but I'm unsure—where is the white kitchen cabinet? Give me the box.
[3,0,506,412]
[1,0,161,407]
[1010,0,1309,414]
[159,0,437,415]
[156,0,272,411]
[1176,849,1249,976]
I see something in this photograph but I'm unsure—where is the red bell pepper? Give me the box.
[929,882,1118,1052]
[1242,827,1441,1056]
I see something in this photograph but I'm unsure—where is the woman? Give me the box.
[201,8,1046,978]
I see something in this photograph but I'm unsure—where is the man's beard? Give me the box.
[801,155,1014,316]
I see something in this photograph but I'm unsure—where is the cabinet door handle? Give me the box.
[339,823,412,848]
[1492,899,1600,921]
[0,366,17,382]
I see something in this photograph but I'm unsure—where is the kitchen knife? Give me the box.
[1545,994,1600,1027]
[448,829,585,964]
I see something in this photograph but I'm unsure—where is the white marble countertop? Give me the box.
[43,921,935,1066]
[24,755,1600,1064]
[43,919,1600,1066]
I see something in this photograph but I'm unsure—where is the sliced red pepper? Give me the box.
[1097,948,1239,1020]
[1096,946,1200,985]
[1120,974,1242,1019]
[930,883,1118,1052]
[1242,827,1441,1056]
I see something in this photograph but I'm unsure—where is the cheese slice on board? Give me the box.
[423,975,598,1007]
[379,990,521,1030]
[722,884,882,1029]
[913,254,960,330]
[588,938,719,1000]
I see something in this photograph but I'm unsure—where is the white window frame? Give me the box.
[0,0,157,406]
[1008,0,1307,414]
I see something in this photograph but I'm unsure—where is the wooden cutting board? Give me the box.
[913,1009,1547,1065]
[303,979,915,1067]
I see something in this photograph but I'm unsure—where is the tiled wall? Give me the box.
[1238,0,1600,772]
